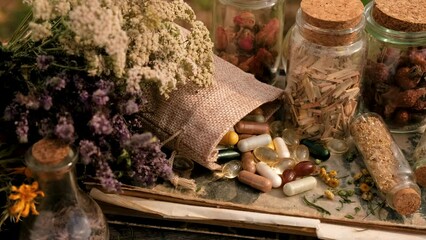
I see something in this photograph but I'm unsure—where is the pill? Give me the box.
[270,121,285,138]
[222,160,242,179]
[273,137,290,158]
[238,170,272,193]
[249,108,264,116]
[294,144,310,162]
[235,121,270,135]
[238,134,255,140]
[293,161,316,177]
[283,176,317,196]
[281,169,297,186]
[253,146,278,166]
[242,114,265,123]
[256,162,282,188]
[241,152,256,173]
[300,139,330,161]
[281,128,300,146]
[237,134,272,152]
[267,141,275,150]
[272,157,296,174]
[219,131,239,146]
[218,149,241,161]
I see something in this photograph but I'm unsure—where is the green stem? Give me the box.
[51,62,86,71]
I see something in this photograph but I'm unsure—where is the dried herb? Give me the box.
[344,214,354,219]
[302,196,331,215]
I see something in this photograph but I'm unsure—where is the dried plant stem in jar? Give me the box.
[350,113,421,215]
[285,0,366,140]
[286,51,361,139]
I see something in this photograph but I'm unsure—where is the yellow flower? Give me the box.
[8,182,44,222]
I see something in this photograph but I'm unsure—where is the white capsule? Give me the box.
[273,137,290,158]
[283,176,317,196]
[256,162,282,188]
[237,134,272,152]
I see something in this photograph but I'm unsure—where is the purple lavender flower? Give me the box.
[96,158,121,192]
[39,94,53,110]
[47,75,67,90]
[79,140,100,165]
[112,115,131,144]
[90,112,113,135]
[79,90,89,101]
[37,118,52,137]
[15,112,29,143]
[124,99,139,115]
[4,103,19,121]
[92,89,109,106]
[54,116,75,143]
[36,55,54,71]
[96,80,114,92]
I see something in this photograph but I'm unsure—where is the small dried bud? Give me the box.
[238,29,255,52]
[215,26,228,51]
[233,11,256,29]
[256,18,280,47]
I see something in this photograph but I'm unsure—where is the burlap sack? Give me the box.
[140,55,284,170]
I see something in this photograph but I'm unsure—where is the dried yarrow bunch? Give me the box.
[0,0,214,192]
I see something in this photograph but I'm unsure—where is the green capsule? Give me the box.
[300,139,330,161]
[218,149,241,161]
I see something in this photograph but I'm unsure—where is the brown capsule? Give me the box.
[293,161,316,177]
[237,170,272,193]
[249,108,264,116]
[235,121,270,135]
[241,152,256,173]
[238,134,255,140]
[281,169,297,186]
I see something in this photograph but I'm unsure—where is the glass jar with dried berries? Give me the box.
[212,0,285,84]
[362,0,426,133]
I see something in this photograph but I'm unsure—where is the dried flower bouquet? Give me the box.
[0,0,214,197]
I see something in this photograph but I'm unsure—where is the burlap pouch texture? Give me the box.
[140,55,284,170]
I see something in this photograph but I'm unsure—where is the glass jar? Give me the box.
[19,139,109,239]
[413,130,426,188]
[285,0,367,140]
[350,112,421,216]
[362,1,426,133]
[212,0,285,84]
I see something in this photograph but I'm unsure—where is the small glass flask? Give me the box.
[413,131,426,188]
[19,138,109,239]
[361,1,426,133]
[350,113,421,216]
[285,0,367,140]
[212,0,285,83]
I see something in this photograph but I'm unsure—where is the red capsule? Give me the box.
[293,161,316,177]
[241,152,256,173]
[281,169,297,186]
[235,121,270,135]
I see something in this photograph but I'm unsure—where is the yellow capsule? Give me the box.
[267,141,275,150]
[219,131,239,146]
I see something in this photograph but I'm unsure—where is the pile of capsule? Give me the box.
[217,108,335,197]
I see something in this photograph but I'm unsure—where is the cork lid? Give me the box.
[373,0,426,32]
[415,166,426,188]
[393,188,421,215]
[301,0,364,30]
[31,138,71,165]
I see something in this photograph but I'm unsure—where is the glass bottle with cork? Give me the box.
[350,112,421,216]
[19,138,109,239]
[212,0,285,84]
[361,0,426,133]
[284,0,367,141]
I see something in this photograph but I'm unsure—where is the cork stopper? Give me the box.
[373,0,426,32]
[415,166,426,188]
[299,0,364,46]
[31,138,71,165]
[393,188,421,215]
